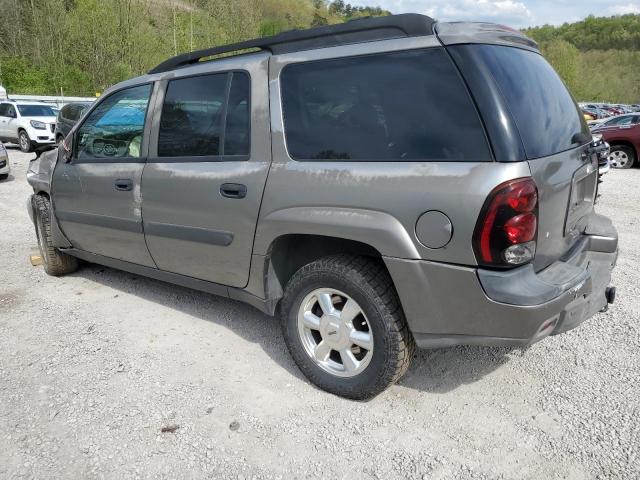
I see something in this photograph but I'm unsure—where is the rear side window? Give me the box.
[280,48,491,161]
[470,45,589,159]
[158,71,250,158]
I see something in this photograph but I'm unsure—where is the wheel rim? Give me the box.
[609,150,629,168]
[20,133,28,150]
[297,288,373,378]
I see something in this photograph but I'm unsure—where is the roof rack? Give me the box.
[149,13,436,74]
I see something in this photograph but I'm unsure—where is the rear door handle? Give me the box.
[220,183,247,199]
[115,179,133,191]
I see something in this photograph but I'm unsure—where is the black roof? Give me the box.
[149,13,436,74]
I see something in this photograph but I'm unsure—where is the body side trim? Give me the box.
[56,210,143,233]
[144,222,234,246]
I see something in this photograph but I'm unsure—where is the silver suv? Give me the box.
[27,15,618,399]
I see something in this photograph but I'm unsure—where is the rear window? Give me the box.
[280,48,491,161]
[470,45,589,159]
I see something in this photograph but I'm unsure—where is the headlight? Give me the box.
[30,120,46,130]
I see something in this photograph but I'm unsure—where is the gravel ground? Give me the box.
[0,147,639,480]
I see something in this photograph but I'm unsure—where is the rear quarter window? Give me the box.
[280,48,492,161]
[468,45,589,159]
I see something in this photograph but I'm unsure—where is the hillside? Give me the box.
[0,0,389,96]
[0,2,638,103]
[524,15,640,103]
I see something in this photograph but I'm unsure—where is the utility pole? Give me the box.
[190,5,194,52]
[172,3,177,56]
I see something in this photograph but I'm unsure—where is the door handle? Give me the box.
[115,179,133,191]
[220,183,247,199]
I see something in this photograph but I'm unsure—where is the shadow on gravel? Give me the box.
[0,174,16,182]
[69,263,517,395]
[399,345,516,393]
[69,263,307,380]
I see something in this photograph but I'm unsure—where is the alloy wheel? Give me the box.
[609,150,629,168]
[297,288,373,377]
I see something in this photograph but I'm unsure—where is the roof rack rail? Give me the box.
[149,13,436,74]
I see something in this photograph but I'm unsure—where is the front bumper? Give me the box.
[26,126,55,145]
[384,214,618,349]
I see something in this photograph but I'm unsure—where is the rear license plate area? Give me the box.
[565,157,598,236]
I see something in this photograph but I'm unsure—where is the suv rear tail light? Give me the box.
[473,178,538,268]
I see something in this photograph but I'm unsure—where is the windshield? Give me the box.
[17,105,55,117]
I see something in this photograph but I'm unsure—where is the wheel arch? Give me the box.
[256,233,399,315]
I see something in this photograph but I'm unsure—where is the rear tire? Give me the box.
[33,195,79,276]
[280,254,414,400]
[19,130,32,153]
[609,145,635,169]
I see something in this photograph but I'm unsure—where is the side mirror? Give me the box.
[61,135,73,163]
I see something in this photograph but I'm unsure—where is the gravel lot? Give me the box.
[0,147,639,480]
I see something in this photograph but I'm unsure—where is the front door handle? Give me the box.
[220,183,247,199]
[115,179,133,191]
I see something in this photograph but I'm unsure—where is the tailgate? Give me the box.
[528,146,598,271]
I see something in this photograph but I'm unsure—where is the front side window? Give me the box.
[158,71,250,158]
[17,105,55,117]
[76,84,151,161]
[60,105,72,121]
[280,48,491,161]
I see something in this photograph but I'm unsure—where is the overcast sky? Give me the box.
[349,0,640,28]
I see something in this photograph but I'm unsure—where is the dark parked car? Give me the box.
[592,114,640,168]
[54,102,92,144]
[26,15,617,399]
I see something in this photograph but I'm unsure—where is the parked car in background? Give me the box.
[582,107,611,120]
[0,101,57,152]
[592,113,640,168]
[55,101,93,144]
[0,142,10,180]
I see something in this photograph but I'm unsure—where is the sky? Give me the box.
[349,0,640,28]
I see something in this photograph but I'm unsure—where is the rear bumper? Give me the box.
[384,214,618,349]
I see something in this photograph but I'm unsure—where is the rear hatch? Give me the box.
[437,23,598,271]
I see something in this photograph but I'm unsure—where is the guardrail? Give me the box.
[6,94,96,108]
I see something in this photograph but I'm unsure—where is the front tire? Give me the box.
[19,130,32,153]
[280,255,414,400]
[609,145,635,169]
[33,195,79,276]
